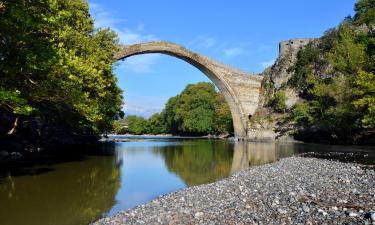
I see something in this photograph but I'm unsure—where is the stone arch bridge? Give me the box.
[115,41,263,140]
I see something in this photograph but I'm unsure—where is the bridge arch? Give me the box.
[115,41,262,139]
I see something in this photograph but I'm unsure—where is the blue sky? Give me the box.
[88,0,356,118]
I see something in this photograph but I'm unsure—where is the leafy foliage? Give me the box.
[352,70,375,127]
[286,0,375,141]
[354,0,375,27]
[291,102,315,125]
[267,91,287,113]
[161,82,233,135]
[0,0,123,144]
[123,115,148,135]
[145,113,167,134]
[326,25,366,75]
[0,88,34,115]
[119,82,233,136]
[288,43,326,97]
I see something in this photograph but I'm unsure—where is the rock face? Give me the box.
[260,38,314,110]
[247,38,315,141]
[269,38,315,88]
[115,41,263,140]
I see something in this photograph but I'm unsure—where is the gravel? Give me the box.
[93,157,375,225]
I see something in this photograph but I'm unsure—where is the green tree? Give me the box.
[288,43,321,92]
[161,82,233,135]
[352,70,375,127]
[354,0,375,27]
[162,99,182,133]
[213,94,234,133]
[146,113,167,134]
[0,0,123,146]
[291,102,315,125]
[310,75,356,128]
[124,115,148,135]
[267,91,288,113]
[327,25,366,75]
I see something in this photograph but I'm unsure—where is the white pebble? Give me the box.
[318,209,327,216]
[194,212,204,218]
[371,212,375,221]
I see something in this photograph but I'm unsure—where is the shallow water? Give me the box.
[0,138,374,225]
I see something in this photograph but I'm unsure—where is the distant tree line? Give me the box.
[117,82,234,136]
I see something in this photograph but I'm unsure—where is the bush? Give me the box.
[291,102,314,125]
[268,91,288,113]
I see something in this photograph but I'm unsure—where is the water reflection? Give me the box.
[230,141,375,174]
[155,140,233,186]
[108,141,187,213]
[0,151,121,225]
[0,139,374,225]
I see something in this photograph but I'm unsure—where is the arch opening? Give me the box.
[115,41,251,139]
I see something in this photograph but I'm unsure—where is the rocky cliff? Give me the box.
[248,38,315,141]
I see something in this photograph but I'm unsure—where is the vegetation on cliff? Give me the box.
[117,82,233,136]
[0,0,123,149]
[265,0,375,143]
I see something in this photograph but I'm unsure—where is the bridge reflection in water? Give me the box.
[230,142,292,173]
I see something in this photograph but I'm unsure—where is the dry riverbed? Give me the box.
[93,157,375,225]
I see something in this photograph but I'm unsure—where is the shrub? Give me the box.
[268,91,288,113]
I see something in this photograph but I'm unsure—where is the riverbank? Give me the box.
[93,157,375,225]
[103,133,233,142]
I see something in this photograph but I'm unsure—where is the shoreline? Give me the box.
[93,157,375,225]
[102,134,234,141]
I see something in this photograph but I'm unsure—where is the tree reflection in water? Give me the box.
[154,140,234,186]
[0,146,121,225]
[157,140,301,186]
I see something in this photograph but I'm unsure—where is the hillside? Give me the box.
[251,0,375,144]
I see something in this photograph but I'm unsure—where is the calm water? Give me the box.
[0,138,374,225]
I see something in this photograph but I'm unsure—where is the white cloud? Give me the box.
[116,29,156,45]
[119,54,160,73]
[123,95,169,118]
[90,3,156,44]
[260,59,275,69]
[223,47,244,57]
[89,2,159,73]
[89,3,126,29]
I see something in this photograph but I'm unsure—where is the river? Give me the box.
[0,137,374,225]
